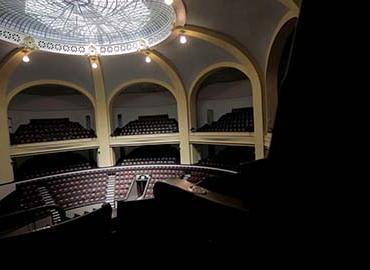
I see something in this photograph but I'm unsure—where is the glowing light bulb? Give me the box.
[91,62,98,69]
[22,55,30,63]
[145,56,152,63]
[164,0,174,5]
[179,35,187,44]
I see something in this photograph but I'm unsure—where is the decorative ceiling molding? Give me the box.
[0,0,186,56]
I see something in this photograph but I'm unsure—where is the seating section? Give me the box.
[16,182,45,211]
[16,152,96,180]
[197,147,255,170]
[45,172,108,210]
[2,165,234,216]
[0,204,112,243]
[197,108,254,132]
[13,171,107,212]
[113,115,178,136]
[11,118,96,145]
[114,171,134,201]
[114,166,229,200]
[116,145,180,166]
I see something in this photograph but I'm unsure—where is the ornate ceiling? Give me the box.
[0,0,176,55]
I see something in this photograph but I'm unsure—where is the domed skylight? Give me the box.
[0,0,176,55]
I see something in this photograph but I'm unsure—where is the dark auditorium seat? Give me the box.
[0,203,112,243]
[10,171,108,212]
[2,165,236,220]
[197,107,254,132]
[113,115,179,136]
[11,118,96,145]
[116,145,180,166]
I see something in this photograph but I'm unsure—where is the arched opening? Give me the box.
[8,84,96,145]
[193,67,254,133]
[13,150,97,181]
[266,18,298,132]
[111,83,179,137]
[193,144,255,171]
[110,82,180,165]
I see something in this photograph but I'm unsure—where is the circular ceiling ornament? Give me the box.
[0,0,177,56]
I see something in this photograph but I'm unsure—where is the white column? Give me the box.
[90,57,115,167]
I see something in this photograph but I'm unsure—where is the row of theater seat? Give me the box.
[11,118,96,145]
[113,115,179,136]
[9,166,233,214]
[114,166,227,200]
[116,145,180,166]
[9,109,253,146]
[45,172,108,210]
[17,183,45,210]
[197,108,254,132]
[118,157,178,166]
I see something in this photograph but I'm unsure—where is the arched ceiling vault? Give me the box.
[0,0,297,100]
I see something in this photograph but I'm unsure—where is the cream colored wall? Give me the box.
[157,38,237,91]
[6,51,94,97]
[0,49,24,183]
[101,53,172,98]
[8,94,95,131]
[112,91,177,127]
[197,80,253,128]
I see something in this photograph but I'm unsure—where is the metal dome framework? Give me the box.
[0,0,176,55]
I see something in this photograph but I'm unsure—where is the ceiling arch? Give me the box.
[7,79,96,109]
[157,35,237,91]
[265,13,298,131]
[188,61,252,128]
[109,79,176,108]
[101,53,172,98]
[183,0,287,70]
[6,51,94,96]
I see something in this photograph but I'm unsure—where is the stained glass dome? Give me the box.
[0,0,176,55]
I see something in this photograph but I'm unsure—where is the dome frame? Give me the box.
[0,0,178,56]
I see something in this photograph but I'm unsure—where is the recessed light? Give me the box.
[180,35,187,44]
[145,56,152,63]
[22,55,30,63]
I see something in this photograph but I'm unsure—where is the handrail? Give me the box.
[1,164,238,187]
